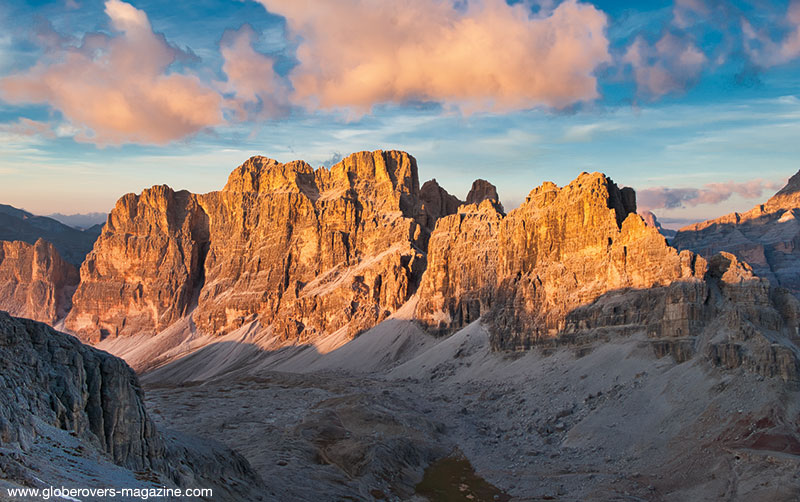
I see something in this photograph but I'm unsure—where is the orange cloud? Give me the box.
[0,0,224,146]
[256,0,610,112]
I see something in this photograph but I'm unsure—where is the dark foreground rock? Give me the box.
[0,312,265,501]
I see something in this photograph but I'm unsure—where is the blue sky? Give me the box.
[1,0,799,228]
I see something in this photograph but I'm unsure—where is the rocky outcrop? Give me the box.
[415,200,503,334]
[419,179,462,230]
[194,151,434,340]
[416,173,695,339]
[465,179,504,212]
[67,151,462,343]
[0,312,265,499]
[673,170,800,297]
[0,203,100,267]
[415,172,800,381]
[65,186,209,341]
[0,238,78,324]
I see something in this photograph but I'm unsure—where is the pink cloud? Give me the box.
[743,0,800,67]
[219,25,289,121]
[638,179,784,210]
[0,0,224,146]
[255,0,610,113]
[624,32,706,98]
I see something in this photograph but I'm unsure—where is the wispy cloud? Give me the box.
[637,179,784,210]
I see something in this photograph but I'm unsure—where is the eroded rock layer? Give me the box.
[0,312,264,500]
[0,238,78,324]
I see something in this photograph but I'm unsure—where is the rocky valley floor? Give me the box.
[142,322,800,502]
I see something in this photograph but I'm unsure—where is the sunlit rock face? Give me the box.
[673,170,800,297]
[0,238,78,324]
[66,150,461,342]
[65,186,209,341]
[416,172,800,381]
[416,172,698,340]
[193,150,444,340]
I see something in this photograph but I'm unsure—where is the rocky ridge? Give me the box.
[66,151,461,343]
[416,172,800,381]
[673,170,800,296]
[10,151,797,385]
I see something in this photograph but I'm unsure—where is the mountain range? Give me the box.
[1,150,799,501]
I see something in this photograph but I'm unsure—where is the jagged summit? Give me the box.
[65,150,456,342]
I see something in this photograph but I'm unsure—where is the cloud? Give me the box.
[623,31,706,98]
[0,118,55,138]
[255,0,610,113]
[0,0,224,146]
[637,179,784,210]
[320,151,342,168]
[743,0,800,67]
[219,24,289,121]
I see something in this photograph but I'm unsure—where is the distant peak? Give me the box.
[767,169,800,209]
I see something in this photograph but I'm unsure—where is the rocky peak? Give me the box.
[417,171,701,345]
[419,178,462,230]
[465,179,503,211]
[223,156,314,196]
[0,238,78,324]
[66,150,441,343]
[65,185,209,341]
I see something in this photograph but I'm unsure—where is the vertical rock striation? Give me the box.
[67,151,461,343]
[65,186,209,341]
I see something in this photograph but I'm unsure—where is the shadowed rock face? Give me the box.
[465,179,504,212]
[0,238,78,324]
[67,150,462,343]
[673,170,800,297]
[0,312,265,500]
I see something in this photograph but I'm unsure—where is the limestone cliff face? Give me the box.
[65,186,209,341]
[194,150,438,340]
[673,170,800,296]
[416,199,503,334]
[0,238,78,324]
[416,172,800,381]
[67,151,460,342]
[416,173,696,340]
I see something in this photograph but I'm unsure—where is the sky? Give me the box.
[1,0,799,228]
